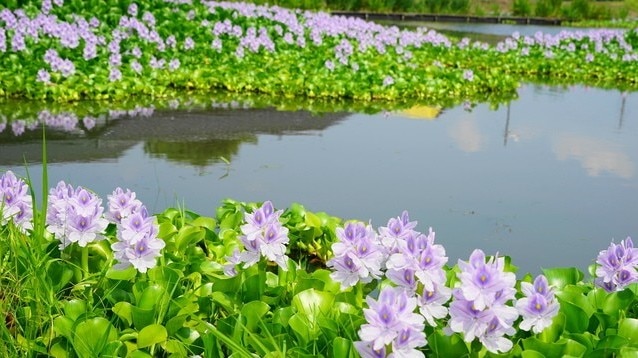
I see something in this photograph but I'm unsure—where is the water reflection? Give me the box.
[0,84,636,275]
[553,135,634,179]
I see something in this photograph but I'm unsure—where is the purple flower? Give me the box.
[357,286,426,352]
[37,69,51,84]
[328,221,384,289]
[211,38,222,52]
[0,171,33,232]
[386,227,448,293]
[112,232,165,273]
[130,60,143,74]
[66,207,109,247]
[107,187,142,224]
[418,283,452,327]
[168,58,180,72]
[183,37,195,50]
[226,201,290,273]
[456,249,516,310]
[325,60,335,71]
[128,3,138,16]
[463,69,474,82]
[353,341,386,358]
[46,182,108,249]
[516,283,559,334]
[111,202,164,273]
[595,237,638,292]
[447,249,519,353]
[383,76,394,87]
[109,67,122,82]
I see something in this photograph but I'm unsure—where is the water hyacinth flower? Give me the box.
[224,201,290,275]
[46,182,109,249]
[107,187,142,224]
[516,275,559,334]
[595,237,638,292]
[463,69,474,82]
[0,171,33,232]
[356,286,426,356]
[447,249,519,353]
[110,197,164,273]
[327,221,384,289]
[385,227,448,294]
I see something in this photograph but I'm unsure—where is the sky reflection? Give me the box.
[0,84,636,275]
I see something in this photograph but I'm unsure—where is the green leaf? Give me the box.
[137,324,168,348]
[333,337,355,358]
[63,299,87,321]
[427,331,469,357]
[53,316,74,340]
[619,318,638,346]
[131,306,155,329]
[542,267,584,289]
[241,301,270,332]
[522,337,565,357]
[137,284,166,310]
[521,351,546,358]
[106,266,137,280]
[292,288,335,320]
[539,312,565,343]
[72,317,118,358]
[113,302,133,326]
[559,301,590,333]
[175,225,206,252]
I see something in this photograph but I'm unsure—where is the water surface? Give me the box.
[1,84,636,274]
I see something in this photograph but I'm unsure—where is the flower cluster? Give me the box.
[47,181,109,249]
[447,249,518,353]
[224,201,290,276]
[0,170,33,232]
[327,221,384,289]
[516,275,559,334]
[356,286,427,358]
[327,212,446,356]
[108,188,164,273]
[595,237,638,292]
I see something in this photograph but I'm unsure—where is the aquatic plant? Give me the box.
[1,0,637,104]
[1,169,637,356]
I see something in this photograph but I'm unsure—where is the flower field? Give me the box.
[2,0,638,356]
[0,0,637,105]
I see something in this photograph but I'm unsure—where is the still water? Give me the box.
[1,84,636,275]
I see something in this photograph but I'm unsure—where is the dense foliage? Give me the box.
[0,0,638,106]
[1,170,638,357]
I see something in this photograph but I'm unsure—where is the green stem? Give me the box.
[355,282,363,308]
[82,246,89,280]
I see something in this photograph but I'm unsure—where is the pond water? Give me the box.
[1,83,636,275]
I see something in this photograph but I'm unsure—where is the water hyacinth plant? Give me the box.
[1,0,637,105]
[2,178,638,354]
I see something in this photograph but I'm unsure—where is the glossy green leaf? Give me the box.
[131,306,155,329]
[427,331,469,357]
[539,312,565,343]
[241,300,270,332]
[333,337,355,358]
[137,324,168,348]
[541,267,584,289]
[63,299,87,321]
[52,316,74,340]
[521,350,546,358]
[113,302,133,326]
[72,317,118,358]
[559,301,590,333]
[619,318,638,346]
[522,337,566,357]
[106,266,137,281]
[175,225,206,252]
